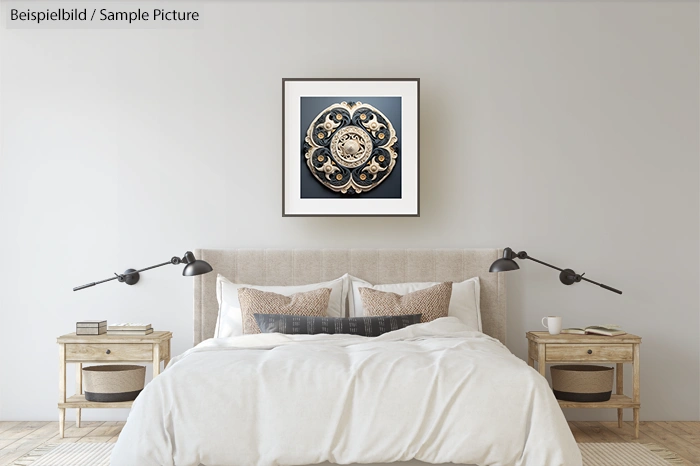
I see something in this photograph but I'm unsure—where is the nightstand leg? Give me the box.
[537,344,546,378]
[153,343,161,377]
[76,363,82,428]
[164,339,171,369]
[616,363,623,427]
[633,343,640,439]
[58,343,66,438]
[59,408,65,438]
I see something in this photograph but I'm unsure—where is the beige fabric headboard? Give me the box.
[193,249,506,346]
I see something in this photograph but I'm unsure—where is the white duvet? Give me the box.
[111,318,581,466]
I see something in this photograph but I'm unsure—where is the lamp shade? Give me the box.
[182,260,213,276]
[489,257,520,273]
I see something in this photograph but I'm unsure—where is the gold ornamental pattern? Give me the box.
[304,101,398,194]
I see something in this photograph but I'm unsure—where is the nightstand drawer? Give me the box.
[65,343,153,362]
[546,344,633,362]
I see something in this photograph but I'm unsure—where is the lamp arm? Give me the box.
[578,276,623,295]
[73,274,120,291]
[519,252,622,295]
[520,254,567,273]
[72,256,181,291]
[130,259,178,275]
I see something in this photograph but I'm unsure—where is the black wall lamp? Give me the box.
[73,251,213,291]
[489,247,622,295]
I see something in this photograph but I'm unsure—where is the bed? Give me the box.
[111,249,581,466]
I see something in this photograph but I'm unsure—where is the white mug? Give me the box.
[542,316,562,335]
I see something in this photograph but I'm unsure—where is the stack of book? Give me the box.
[76,320,107,335]
[107,323,153,335]
[561,325,626,336]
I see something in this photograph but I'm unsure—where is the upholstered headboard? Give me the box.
[193,249,506,345]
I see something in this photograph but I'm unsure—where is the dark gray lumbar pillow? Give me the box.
[253,314,422,337]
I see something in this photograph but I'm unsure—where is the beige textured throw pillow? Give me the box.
[360,282,453,323]
[238,287,332,334]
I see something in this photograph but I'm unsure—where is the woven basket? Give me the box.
[83,365,145,402]
[551,365,614,402]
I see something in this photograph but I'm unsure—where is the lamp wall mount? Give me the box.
[118,269,140,286]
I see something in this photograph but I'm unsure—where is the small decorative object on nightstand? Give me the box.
[56,330,172,438]
[75,320,107,335]
[526,331,641,438]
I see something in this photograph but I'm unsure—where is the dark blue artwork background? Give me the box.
[300,96,402,199]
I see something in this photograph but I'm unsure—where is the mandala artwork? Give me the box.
[303,101,399,194]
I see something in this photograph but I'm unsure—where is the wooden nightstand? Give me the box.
[56,331,172,438]
[526,331,642,438]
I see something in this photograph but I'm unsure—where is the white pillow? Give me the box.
[348,276,482,331]
[215,274,349,338]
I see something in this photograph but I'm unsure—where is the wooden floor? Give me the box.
[0,421,698,465]
[0,421,122,466]
[571,421,700,465]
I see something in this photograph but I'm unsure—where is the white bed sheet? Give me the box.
[112,318,581,466]
[309,462,476,466]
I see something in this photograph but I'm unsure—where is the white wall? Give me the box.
[1,1,698,422]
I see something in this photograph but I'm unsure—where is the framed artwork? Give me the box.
[282,78,419,216]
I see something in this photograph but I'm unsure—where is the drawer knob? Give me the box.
[587,349,593,355]
[106,349,111,355]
